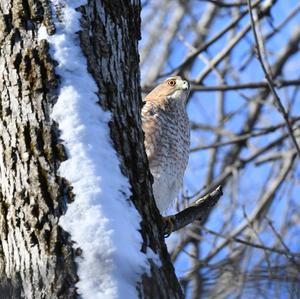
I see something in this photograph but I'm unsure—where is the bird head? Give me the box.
[145,76,190,107]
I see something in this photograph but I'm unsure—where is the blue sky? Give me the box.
[140,1,300,297]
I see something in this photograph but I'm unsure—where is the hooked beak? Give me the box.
[182,80,190,91]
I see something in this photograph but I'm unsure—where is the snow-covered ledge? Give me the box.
[39,1,147,298]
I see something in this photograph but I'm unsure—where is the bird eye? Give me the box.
[167,79,176,86]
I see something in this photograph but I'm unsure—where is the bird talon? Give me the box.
[164,217,174,238]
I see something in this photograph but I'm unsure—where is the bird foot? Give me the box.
[163,216,174,238]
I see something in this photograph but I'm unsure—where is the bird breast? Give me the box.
[146,106,190,212]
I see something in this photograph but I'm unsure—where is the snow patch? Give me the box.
[39,1,154,298]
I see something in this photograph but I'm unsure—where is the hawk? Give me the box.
[142,76,190,213]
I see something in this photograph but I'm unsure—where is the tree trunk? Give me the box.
[0,1,183,298]
[78,1,183,298]
[0,1,77,298]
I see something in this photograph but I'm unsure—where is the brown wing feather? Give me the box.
[141,101,163,164]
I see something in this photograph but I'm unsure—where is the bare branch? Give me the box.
[195,0,276,83]
[190,78,300,92]
[196,0,248,8]
[163,186,223,236]
[141,1,300,296]
[199,226,300,257]
[247,0,300,157]
[191,120,300,152]
[165,0,262,76]
[203,153,296,263]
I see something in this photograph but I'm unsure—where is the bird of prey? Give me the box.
[142,76,190,213]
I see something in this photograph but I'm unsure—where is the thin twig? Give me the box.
[160,0,261,77]
[266,217,300,269]
[190,79,300,92]
[197,226,300,257]
[196,0,247,8]
[190,125,300,152]
[203,153,296,263]
[195,0,275,83]
[247,0,300,157]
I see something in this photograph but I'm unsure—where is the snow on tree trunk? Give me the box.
[0,0,183,298]
[77,1,184,298]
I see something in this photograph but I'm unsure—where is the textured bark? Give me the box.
[78,1,183,298]
[0,1,77,298]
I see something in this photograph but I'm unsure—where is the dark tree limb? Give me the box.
[164,186,223,237]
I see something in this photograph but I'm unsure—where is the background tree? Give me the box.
[140,0,300,298]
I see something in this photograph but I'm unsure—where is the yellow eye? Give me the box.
[167,79,176,86]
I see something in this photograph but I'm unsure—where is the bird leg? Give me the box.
[163,216,175,238]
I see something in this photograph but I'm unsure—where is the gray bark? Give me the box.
[0,1,77,298]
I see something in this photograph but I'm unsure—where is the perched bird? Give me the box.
[142,76,190,213]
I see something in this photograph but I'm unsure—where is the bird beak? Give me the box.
[182,80,190,91]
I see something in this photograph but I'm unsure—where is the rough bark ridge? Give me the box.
[0,1,77,298]
[78,1,183,298]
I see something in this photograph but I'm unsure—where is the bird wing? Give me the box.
[141,101,164,164]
